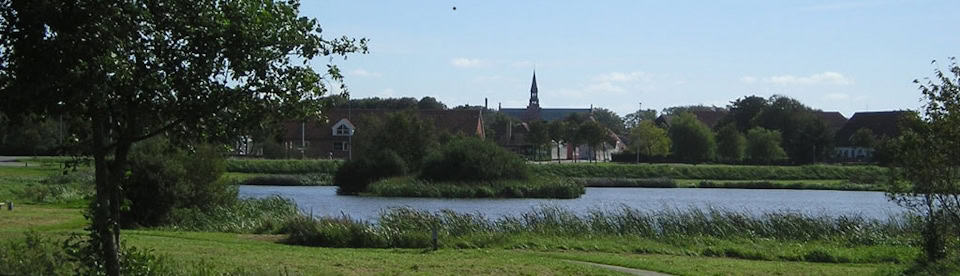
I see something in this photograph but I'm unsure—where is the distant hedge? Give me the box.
[225,159,341,174]
[532,163,888,181]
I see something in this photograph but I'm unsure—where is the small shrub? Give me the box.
[335,150,407,195]
[420,137,528,182]
[122,138,235,227]
[0,231,74,275]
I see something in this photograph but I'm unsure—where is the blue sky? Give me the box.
[302,1,959,117]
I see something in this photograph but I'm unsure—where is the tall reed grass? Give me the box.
[225,159,341,174]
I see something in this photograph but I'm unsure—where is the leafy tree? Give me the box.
[591,107,625,135]
[353,111,438,170]
[754,95,833,163]
[662,105,726,116]
[420,137,528,181]
[526,120,551,160]
[624,109,657,130]
[577,120,612,162]
[417,96,447,110]
[887,59,960,265]
[849,128,877,148]
[0,1,365,274]
[334,97,421,109]
[627,120,671,162]
[716,124,746,162]
[668,112,716,163]
[547,120,568,163]
[745,127,787,163]
[719,95,768,132]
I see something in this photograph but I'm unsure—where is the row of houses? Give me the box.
[264,72,624,161]
[263,72,906,162]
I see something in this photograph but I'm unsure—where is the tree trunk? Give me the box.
[92,114,121,276]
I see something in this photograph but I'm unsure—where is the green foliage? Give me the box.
[64,233,173,276]
[715,124,746,162]
[576,120,613,161]
[334,150,407,195]
[367,176,584,199]
[166,196,300,234]
[420,137,528,182]
[850,128,877,148]
[122,139,235,227]
[0,231,74,275]
[576,177,677,188]
[668,112,717,162]
[0,117,62,156]
[0,231,171,276]
[235,173,332,186]
[224,159,341,174]
[353,111,438,170]
[628,120,671,159]
[15,170,94,204]
[887,58,960,265]
[719,95,768,132]
[591,107,626,135]
[623,108,657,130]
[532,163,888,181]
[745,127,787,163]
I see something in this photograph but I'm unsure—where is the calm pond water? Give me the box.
[238,186,907,221]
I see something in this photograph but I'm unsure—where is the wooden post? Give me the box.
[431,224,439,251]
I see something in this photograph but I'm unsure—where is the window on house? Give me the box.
[333,142,350,151]
[335,124,351,136]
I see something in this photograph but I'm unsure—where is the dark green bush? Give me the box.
[419,137,528,182]
[121,138,235,227]
[366,176,584,199]
[334,150,407,195]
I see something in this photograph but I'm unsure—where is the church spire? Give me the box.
[528,70,539,108]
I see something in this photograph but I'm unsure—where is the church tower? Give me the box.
[528,71,540,109]
[524,71,541,121]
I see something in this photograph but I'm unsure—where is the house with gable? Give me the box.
[833,111,909,162]
[278,108,484,159]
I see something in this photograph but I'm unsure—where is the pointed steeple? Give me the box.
[528,70,539,109]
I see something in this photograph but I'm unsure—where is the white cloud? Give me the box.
[594,71,655,83]
[450,58,488,68]
[766,72,854,85]
[349,69,381,78]
[584,82,626,94]
[824,93,851,100]
[743,72,854,86]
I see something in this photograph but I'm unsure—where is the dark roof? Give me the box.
[835,111,909,146]
[499,108,591,122]
[283,109,484,141]
[815,111,848,130]
[655,110,728,129]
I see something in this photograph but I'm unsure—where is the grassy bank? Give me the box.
[0,204,913,275]
[534,163,888,181]
[364,176,585,199]
[577,177,885,191]
[224,172,333,186]
[225,159,341,174]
